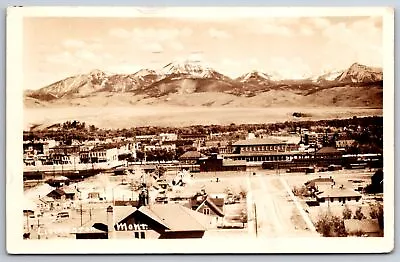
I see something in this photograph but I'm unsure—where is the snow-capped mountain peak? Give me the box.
[336,62,383,83]
[238,70,272,82]
[133,69,157,78]
[161,60,228,80]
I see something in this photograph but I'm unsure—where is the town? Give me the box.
[22,116,384,239]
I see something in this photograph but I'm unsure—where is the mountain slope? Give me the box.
[24,62,383,108]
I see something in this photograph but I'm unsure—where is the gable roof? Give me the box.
[316,187,361,198]
[47,188,66,197]
[232,137,285,146]
[138,204,211,231]
[196,196,224,217]
[179,151,205,160]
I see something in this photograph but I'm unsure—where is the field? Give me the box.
[24,105,383,129]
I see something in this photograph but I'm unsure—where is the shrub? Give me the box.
[369,203,384,229]
[292,186,311,197]
[353,207,366,220]
[342,205,353,219]
[315,212,348,237]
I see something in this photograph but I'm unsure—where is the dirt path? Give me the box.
[247,174,319,237]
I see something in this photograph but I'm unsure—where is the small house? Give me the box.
[315,187,361,205]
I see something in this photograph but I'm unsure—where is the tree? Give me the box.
[292,186,311,198]
[369,203,384,230]
[315,212,348,237]
[240,208,248,227]
[342,205,353,219]
[353,207,366,220]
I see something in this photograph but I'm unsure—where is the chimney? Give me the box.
[106,206,115,239]
[138,188,149,207]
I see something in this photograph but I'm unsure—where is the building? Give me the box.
[188,193,225,218]
[159,133,178,141]
[72,204,212,239]
[315,187,362,205]
[80,144,118,163]
[336,139,356,149]
[46,187,77,201]
[199,154,247,172]
[230,137,299,154]
[179,151,205,165]
[23,141,50,156]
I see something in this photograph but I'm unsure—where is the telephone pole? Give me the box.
[253,202,258,237]
[80,203,83,226]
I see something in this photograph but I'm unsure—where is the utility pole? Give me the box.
[253,202,258,237]
[25,212,29,232]
[37,218,40,239]
[80,203,83,226]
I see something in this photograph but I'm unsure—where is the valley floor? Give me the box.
[24,106,383,129]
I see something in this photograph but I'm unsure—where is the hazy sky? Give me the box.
[23,16,382,90]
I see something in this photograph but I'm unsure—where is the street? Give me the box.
[247,173,319,238]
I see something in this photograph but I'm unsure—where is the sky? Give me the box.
[23,16,383,90]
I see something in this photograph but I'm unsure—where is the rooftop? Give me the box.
[138,204,212,231]
[222,160,247,166]
[179,151,205,160]
[232,137,289,146]
[316,147,341,154]
[316,187,361,198]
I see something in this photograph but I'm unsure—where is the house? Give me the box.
[47,188,67,200]
[344,219,382,237]
[37,196,55,211]
[189,193,225,218]
[72,204,212,239]
[315,187,362,205]
[179,151,205,165]
[62,186,78,200]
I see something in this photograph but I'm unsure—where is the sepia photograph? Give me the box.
[6,6,394,254]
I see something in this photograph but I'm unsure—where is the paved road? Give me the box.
[247,173,319,238]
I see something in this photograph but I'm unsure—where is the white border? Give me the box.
[6,6,395,254]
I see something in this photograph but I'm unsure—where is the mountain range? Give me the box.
[24,62,383,108]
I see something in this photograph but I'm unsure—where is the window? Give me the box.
[203,208,210,215]
[134,232,146,239]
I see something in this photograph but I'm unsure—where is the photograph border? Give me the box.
[6,6,395,254]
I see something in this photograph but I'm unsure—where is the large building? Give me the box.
[230,137,299,154]
[72,204,212,239]
[199,154,247,172]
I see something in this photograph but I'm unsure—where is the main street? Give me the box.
[247,172,319,238]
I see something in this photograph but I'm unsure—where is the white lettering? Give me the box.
[116,223,127,231]
[115,223,148,231]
